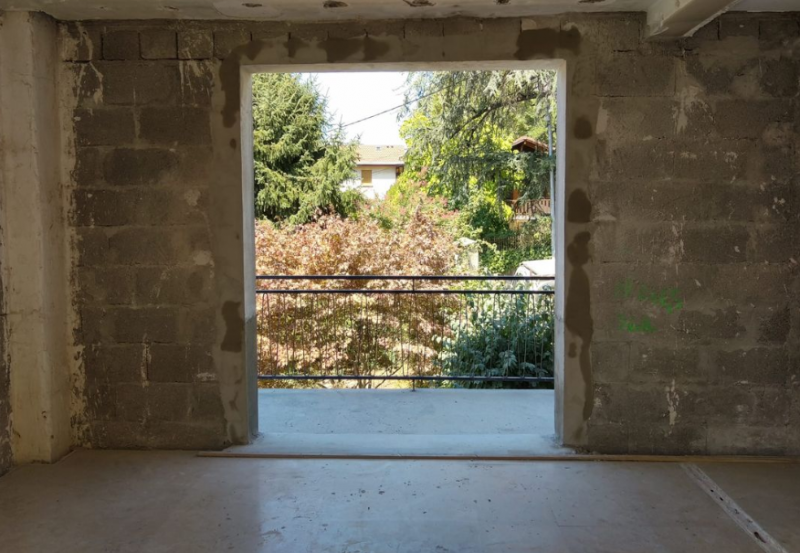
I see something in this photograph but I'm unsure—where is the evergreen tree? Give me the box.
[252,73,359,224]
[399,70,555,207]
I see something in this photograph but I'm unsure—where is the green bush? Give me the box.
[436,289,554,389]
[480,215,553,274]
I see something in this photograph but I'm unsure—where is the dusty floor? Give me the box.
[1,450,798,552]
[251,388,570,456]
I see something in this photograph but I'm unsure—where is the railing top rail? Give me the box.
[257,289,554,295]
[256,275,553,281]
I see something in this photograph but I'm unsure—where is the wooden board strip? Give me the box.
[197,451,800,464]
[682,463,790,553]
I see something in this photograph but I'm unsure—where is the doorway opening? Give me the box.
[241,63,569,456]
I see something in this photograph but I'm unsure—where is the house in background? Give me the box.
[509,136,551,221]
[344,145,406,199]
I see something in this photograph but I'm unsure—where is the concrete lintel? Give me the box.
[646,0,743,39]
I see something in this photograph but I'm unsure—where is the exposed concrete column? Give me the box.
[0,11,73,463]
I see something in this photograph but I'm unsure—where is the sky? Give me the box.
[306,72,408,146]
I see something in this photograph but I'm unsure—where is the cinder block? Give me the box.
[252,22,291,41]
[712,347,788,384]
[594,139,674,181]
[145,421,228,449]
[596,54,676,97]
[84,384,116,421]
[364,20,406,38]
[591,384,629,424]
[72,189,125,227]
[681,225,749,263]
[177,308,217,345]
[706,424,790,455]
[592,222,682,264]
[67,63,103,108]
[107,228,180,265]
[597,97,676,140]
[148,345,194,383]
[759,19,799,47]
[73,147,105,187]
[103,30,140,60]
[147,383,192,421]
[87,420,146,448]
[673,140,750,182]
[405,20,443,38]
[213,29,251,58]
[115,383,147,422]
[60,22,102,61]
[138,107,211,145]
[677,307,746,342]
[99,62,181,106]
[627,424,707,455]
[77,266,135,305]
[180,61,214,108]
[95,62,135,105]
[683,55,758,96]
[103,148,178,186]
[586,423,629,454]
[192,383,225,420]
[590,341,630,384]
[758,305,790,344]
[714,99,793,139]
[140,30,177,59]
[84,344,146,383]
[326,22,367,40]
[682,20,719,50]
[178,30,213,59]
[707,385,790,426]
[565,17,642,52]
[76,227,110,267]
[630,345,703,384]
[138,63,182,105]
[747,223,800,263]
[112,307,179,344]
[442,18,482,37]
[74,108,135,146]
[720,16,759,39]
[761,58,799,97]
[135,267,212,306]
[125,189,207,227]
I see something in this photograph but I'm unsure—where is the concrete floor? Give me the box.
[249,388,571,457]
[2,450,798,552]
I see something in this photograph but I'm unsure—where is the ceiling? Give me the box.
[0,0,796,21]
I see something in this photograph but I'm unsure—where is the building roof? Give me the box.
[356,145,406,166]
[511,136,549,154]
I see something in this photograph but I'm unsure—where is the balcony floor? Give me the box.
[234,388,572,457]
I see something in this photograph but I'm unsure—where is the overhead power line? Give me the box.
[339,77,464,128]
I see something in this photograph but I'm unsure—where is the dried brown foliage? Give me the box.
[255,210,462,388]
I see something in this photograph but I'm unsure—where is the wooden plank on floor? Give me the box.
[682,463,791,553]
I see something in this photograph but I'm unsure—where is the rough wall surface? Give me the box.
[62,12,800,454]
[0,175,9,475]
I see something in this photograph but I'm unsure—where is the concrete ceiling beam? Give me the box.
[646,0,743,39]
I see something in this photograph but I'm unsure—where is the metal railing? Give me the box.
[256,276,554,388]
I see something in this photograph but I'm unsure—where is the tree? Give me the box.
[399,70,556,207]
[252,73,360,224]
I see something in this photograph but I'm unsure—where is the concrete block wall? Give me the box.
[588,14,800,455]
[0,236,9,475]
[59,12,800,454]
[64,25,229,448]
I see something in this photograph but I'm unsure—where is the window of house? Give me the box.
[361,169,372,184]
